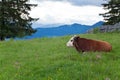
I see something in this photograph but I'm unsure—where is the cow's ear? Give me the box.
[74,36,80,41]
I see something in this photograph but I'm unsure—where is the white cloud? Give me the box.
[33,0,105,6]
[30,0,105,27]
[65,0,105,6]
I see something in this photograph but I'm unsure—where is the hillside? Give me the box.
[22,21,103,39]
[0,33,120,80]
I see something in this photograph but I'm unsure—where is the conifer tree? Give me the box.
[100,0,120,25]
[0,0,38,41]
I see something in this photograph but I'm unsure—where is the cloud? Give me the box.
[66,0,104,6]
[34,0,105,6]
[30,0,105,27]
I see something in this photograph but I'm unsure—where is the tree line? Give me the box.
[0,0,120,41]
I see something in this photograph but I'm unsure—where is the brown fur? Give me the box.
[73,36,112,52]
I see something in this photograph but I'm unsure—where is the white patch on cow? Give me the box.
[66,35,77,47]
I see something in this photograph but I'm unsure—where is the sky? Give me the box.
[29,0,106,28]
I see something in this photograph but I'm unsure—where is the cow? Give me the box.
[66,35,112,52]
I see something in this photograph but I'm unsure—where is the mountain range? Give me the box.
[19,21,103,39]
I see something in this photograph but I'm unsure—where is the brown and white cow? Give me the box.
[66,35,112,52]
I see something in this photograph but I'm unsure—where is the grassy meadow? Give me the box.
[0,33,120,80]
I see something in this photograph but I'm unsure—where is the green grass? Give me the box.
[0,33,120,80]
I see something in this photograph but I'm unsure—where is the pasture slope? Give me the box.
[0,33,120,80]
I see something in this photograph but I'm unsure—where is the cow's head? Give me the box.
[66,35,79,47]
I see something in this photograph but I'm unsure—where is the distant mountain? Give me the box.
[92,21,104,28]
[19,21,104,39]
[32,23,61,28]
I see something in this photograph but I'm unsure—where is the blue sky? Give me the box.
[30,0,106,28]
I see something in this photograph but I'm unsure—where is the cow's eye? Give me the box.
[71,40,73,42]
